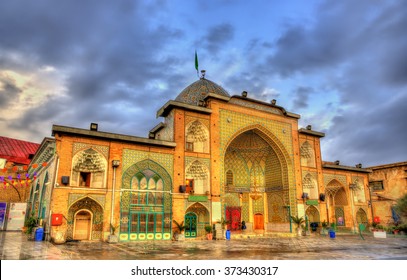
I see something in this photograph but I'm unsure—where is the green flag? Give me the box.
[195,50,199,73]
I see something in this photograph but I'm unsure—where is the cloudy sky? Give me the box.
[0,0,406,167]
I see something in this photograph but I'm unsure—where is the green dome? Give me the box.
[175,78,230,106]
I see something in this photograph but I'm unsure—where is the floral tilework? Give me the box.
[123,149,173,177]
[73,142,109,159]
[323,174,347,187]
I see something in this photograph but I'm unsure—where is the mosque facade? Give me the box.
[27,75,373,242]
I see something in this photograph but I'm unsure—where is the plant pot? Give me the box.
[53,231,66,244]
[107,234,118,243]
[173,232,185,241]
[206,233,213,240]
[373,231,386,238]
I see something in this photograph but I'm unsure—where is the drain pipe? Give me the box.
[110,160,120,233]
[284,206,292,233]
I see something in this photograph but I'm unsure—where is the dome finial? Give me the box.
[200,70,206,79]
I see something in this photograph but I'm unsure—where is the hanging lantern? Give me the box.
[32,163,38,169]
[23,165,28,171]
[12,166,18,172]
[42,162,48,167]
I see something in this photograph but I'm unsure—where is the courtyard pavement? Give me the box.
[1,231,407,260]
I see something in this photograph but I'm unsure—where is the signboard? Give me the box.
[7,203,27,231]
[188,195,208,202]
[306,200,319,205]
[0,202,6,230]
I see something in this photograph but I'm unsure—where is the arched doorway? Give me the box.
[254,213,264,230]
[356,208,368,226]
[67,197,104,241]
[74,210,92,240]
[325,179,348,226]
[184,212,197,238]
[306,205,320,223]
[185,203,210,237]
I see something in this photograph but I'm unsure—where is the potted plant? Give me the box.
[173,220,185,241]
[310,222,319,232]
[107,223,119,243]
[24,214,38,240]
[290,215,305,236]
[205,225,213,240]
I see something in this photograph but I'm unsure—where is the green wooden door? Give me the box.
[185,212,197,238]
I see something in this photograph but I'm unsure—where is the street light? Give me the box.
[349,183,357,234]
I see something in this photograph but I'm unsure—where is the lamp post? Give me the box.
[110,160,120,232]
[349,183,357,234]
[368,185,375,223]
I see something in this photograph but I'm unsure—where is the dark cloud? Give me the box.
[0,75,22,107]
[0,0,187,140]
[322,90,407,166]
[259,0,407,165]
[266,0,407,81]
[291,86,314,110]
[202,23,234,54]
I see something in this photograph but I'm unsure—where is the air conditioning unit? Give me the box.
[61,176,69,185]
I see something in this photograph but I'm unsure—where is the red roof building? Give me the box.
[0,136,40,165]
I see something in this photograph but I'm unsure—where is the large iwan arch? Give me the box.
[222,124,294,233]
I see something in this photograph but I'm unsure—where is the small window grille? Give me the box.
[369,181,384,191]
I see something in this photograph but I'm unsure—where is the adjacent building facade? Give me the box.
[368,162,407,225]
[26,75,391,242]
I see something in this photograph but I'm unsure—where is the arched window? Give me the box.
[185,120,209,153]
[33,182,40,217]
[38,173,48,218]
[226,170,234,186]
[127,170,166,237]
[186,160,210,194]
[302,173,318,199]
[71,148,107,188]
[300,141,316,167]
[335,207,345,226]
[352,179,366,203]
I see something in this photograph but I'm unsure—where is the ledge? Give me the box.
[52,124,176,148]
[156,100,212,118]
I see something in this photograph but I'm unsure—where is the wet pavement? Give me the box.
[1,231,407,260]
